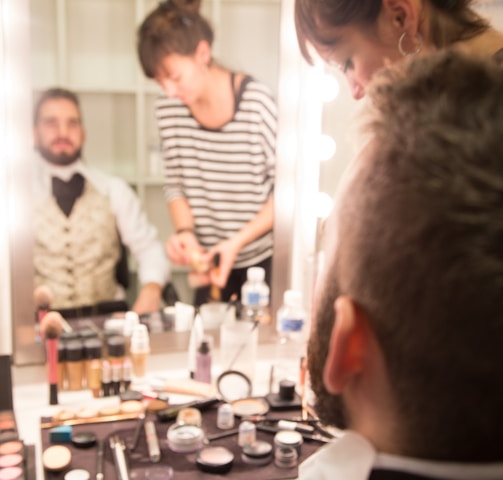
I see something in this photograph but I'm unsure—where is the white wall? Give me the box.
[0,0,35,358]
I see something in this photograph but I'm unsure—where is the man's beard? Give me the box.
[307,274,350,429]
[37,144,81,166]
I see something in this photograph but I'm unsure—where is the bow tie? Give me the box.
[51,173,85,217]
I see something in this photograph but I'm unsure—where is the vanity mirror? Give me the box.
[10,0,284,365]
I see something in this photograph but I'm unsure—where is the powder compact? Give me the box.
[273,430,303,455]
[42,445,72,471]
[230,397,269,418]
[71,431,97,449]
[241,440,273,466]
[196,446,234,474]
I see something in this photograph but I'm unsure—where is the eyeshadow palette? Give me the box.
[0,356,34,480]
[0,412,18,444]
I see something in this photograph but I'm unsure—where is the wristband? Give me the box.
[176,227,195,235]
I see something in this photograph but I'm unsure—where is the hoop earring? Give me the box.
[398,31,423,57]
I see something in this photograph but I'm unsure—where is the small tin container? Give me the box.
[274,445,298,469]
[216,403,235,430]
[176,407,202,427]
[241,440,273,466]
[238,421,256,447]
[167,424,204,453]
[273,430,303,456]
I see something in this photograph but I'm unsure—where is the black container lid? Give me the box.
[77,328,99,341]
[83,338,102,360]
[60,331,80,343]
[58,341,66,362]
[107,335,125,358]
[65,340,83,362]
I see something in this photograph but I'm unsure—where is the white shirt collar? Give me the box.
[36,152,86,181]
[299,430,503,480]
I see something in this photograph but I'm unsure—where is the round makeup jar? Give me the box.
[216,403,235,430]
[71,432,97,449]
[241,440,273,466]
[196,446,234,474]
[42,445,72,472]
[273,430,303,456]
[64,469,91,480]
[167,424,204,453]
[176,407,202,427]
[274,446,298,469]
[238,421,256,447]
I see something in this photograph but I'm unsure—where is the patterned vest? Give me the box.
[34,181,121,309]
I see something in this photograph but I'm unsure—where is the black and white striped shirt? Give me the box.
[155,77,277,269]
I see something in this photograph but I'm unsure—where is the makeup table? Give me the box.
[11,344,326,480]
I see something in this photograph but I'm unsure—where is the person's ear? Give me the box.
[323,295,367,394]
[195,39,211,67]
[381,0,419,33]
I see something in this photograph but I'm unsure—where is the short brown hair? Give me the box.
[336,51,503,460]
[137,0,214,78]
[33,87,81,125]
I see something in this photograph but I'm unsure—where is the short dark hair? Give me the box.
[137,0,214,79]
[33,87,81,125]
[336,51,503,460]
[294,0,488,65]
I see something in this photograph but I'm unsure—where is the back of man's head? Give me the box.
[338,51,503,461]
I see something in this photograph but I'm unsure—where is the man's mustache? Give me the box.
[51,138,74,147]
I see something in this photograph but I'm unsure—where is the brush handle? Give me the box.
[46,338,59,405]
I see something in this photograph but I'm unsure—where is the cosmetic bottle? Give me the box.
[241,267,270,322]
[102,359,112,397]
[271,290,308,397]
[65,340,84,391]
[107,335,125,393]
[129,324,150,379]
[122,311,140,356]
[122,357,132,391]
[276,290,307,344]
[194,338,212,384]
[83,338,102,390]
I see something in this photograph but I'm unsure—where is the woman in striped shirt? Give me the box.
[137,0,277,306]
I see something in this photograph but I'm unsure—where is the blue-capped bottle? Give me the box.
[276,290,306,344]
[241,267,270,322]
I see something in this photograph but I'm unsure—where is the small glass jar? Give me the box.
[216,403,234,430]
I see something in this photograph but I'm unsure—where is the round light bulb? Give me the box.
[316,192,334,219]
[317,134,337,162]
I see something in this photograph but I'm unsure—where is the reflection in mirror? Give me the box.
[12,0,282,364]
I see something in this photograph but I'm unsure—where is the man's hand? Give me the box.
[132,282,162,315]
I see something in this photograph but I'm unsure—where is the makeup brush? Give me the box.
[40,311,65,405]
[209,252,221,302]
[34,285,53,341]
[34,285,53,313]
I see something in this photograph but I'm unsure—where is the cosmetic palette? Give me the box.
[0,413,17,445]
[0,356,31,480]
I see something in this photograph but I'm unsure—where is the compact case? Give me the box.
[0,355,29,480]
